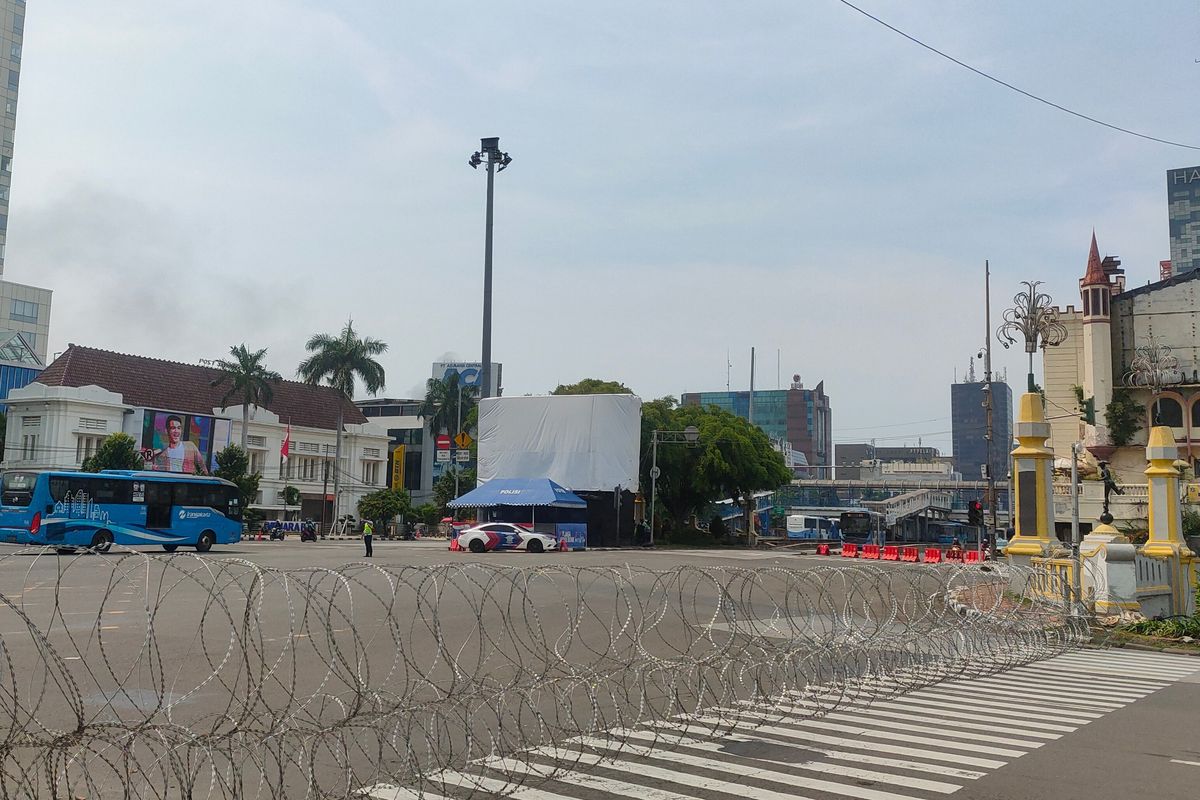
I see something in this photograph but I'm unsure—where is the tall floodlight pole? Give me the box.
[469,137,513,401]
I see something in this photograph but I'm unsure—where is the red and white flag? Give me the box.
[281,423,291,463]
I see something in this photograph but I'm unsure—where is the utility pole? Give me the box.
[984,260,998,560]
[748,347,756,424]
[454,379,463,502]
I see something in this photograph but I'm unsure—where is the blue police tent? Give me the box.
[447,478,589,549]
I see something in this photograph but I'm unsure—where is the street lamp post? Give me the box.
[649,426,700,547]
[468,137,513,402]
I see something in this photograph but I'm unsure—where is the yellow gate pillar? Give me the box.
[1141,425,1197,615]
[1005,393,1057,559]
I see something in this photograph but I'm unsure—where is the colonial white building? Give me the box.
[1044,234,1200,480]
[2,345,390,526]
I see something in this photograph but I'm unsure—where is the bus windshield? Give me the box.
[839,511,873,536]
[1,472,38,507]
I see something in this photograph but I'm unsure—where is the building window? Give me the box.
[78,417,107,431]
[1156,398,1184,428]
[21,433,36,460]
[0,187,8,201]
[76,435,104,464]
[5,100,14,117]
[1192,401,1200,431]
[363,447,380,459]
[9,44,19,61]
[362,461,379,486]
[10,298,37,322]
[248,451,264,476]
[246,435,265,448]
[13,16,22,35]
[21,414,39,428]
[7,71,17,91]
[21,331,34,350]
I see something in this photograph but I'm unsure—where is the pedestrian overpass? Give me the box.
[861,488,955,537]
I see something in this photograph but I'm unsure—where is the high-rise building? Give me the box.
[0,0,51,366]
[951,380,1013,481]
[1168,165,1200,277]
[0,0,22,276]
[681,377,832,473]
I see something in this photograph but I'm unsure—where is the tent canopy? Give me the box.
[447,477,588,509]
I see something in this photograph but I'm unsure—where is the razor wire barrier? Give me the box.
[0,548,1090,799]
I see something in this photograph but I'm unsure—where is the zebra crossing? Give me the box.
[361,648,1200,800]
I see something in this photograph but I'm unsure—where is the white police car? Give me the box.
[455,522,558,554]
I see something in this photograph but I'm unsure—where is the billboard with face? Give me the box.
[138,410,232,474]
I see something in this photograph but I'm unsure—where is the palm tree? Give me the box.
[211,344,283,451]
[419,372,479,438]
[297,320,387,524]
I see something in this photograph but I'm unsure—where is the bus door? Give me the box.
[145,482,173,529]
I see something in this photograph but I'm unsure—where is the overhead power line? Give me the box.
[837,0,1200,151]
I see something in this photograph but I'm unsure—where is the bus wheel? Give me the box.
[90,531,113,554]
[195,531,215,553]
[162,544,179,553]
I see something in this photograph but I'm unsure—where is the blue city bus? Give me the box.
[839,509,884,545]
[0,469,243,553]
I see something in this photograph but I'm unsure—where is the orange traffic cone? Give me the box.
[448,537,461,552]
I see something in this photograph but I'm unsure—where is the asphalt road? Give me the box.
[0,539,886,798]
[0,539,1168,800]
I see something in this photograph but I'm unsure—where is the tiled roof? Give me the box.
[36,345,367,431]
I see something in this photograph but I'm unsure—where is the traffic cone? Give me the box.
[448,537,461,552]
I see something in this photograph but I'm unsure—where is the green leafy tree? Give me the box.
[643,402,789,539]
[419,373,478,438]
[297,319,387,520]
[357,488,411,527]
[1105,388,1143,447]
[214,444,261,514]
[551,378,633,395]
[81,433,145,472]
[434,467,477,514]
[210,344,282,451]
[413,502,441,526]
[283,485,301,506]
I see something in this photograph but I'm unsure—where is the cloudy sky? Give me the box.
[10,1,1200,452]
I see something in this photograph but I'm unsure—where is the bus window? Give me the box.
[49,476,70,503]
[90,479,133,504]
[1,472,38,506]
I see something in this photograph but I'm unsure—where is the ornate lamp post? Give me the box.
[996,281,1068,393]
[1125,337,1192,566]
[997,281,1065,561]
[1123,338,1180,425]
